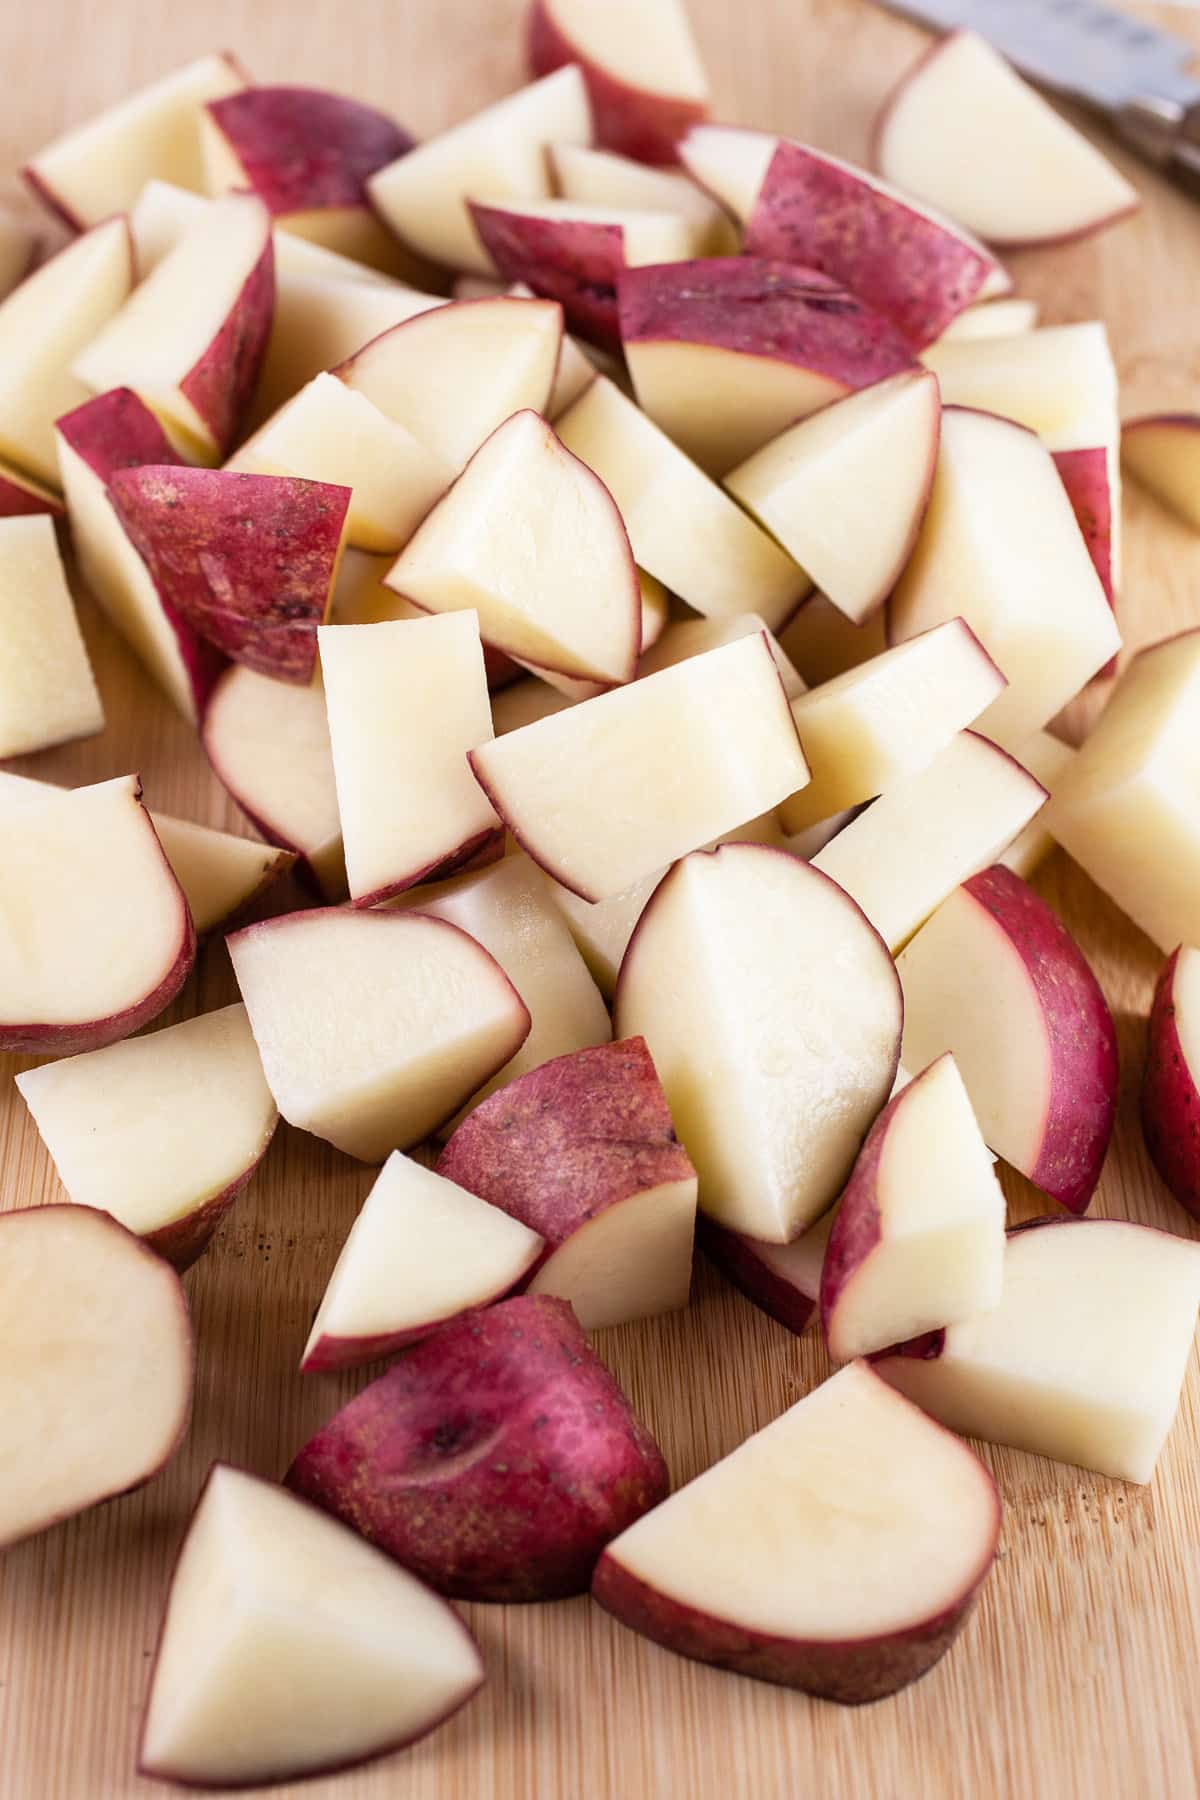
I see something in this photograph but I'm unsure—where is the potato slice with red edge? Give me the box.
[72,192,273,462]
[0,1204,193,1550]
[320,614,502,905]
[55,387,226,724]
[875,1218,1200,1484]
[390,854,612,1126]
[678,129,1010,349]
[820,1055,1004,1363]
[619,258,914,476]
[615,843,901,1241]
[0,460,61,519]
[593,1359,999,1704]
[335,295,563,473]
[896,864,1118,1213]
[16,1004,276,1272]
[227,907,531,1163]
[107,466,350,685]
[811,733,1047,954]
[780,621,1006,833]
[385,410,640,687]
[0,772,194,1056]
[529,0,709,164]
[287,1294,668,1601]
[726,369,940,624]
[366,67,592,275]
[551,144,736,255]
[699,1206,836,1336]
[1141,947,1200,1220]
[138,1464,484,1790]
[888,407,1121,744]
[1122,414,1200,533]
[22,53,246,230]
[936,298,1039,342]
[202,665,346,899]
[437,1038,696,1330]
[470,199,698,348]
[468,633,809,902]
[0,215,133,487]
[200,86,415,276]
[301,1152,543,1373]
[873,31,1138,248]
[149,814,295,937]
[1044,629,1200,953]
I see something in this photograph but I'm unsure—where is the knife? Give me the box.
[874,0,1200,193]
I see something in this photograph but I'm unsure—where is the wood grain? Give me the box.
[1,3,1199,1796]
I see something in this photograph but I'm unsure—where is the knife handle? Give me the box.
[1115,94,1200,198]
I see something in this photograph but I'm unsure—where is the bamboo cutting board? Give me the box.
[1,3,1199,1796]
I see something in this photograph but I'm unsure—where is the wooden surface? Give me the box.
[1,2,1200,1796]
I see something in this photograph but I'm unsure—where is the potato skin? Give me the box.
[1142,948,1200,1221]
[286,1294,669,1601]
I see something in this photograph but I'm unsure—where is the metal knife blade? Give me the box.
[879,0,1200,111]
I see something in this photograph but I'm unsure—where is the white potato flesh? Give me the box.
[556,377,808,628]
[726,370,940,622]
[604,1360,997,1639]
[529,1177,698,1330]
[338,297,562,473]
[367,67,592,274]
[0,217,132,486]
[230,374,452,554]
[877,33,1138,245]
[391,853,611,1119]
[254,276,441,428]
[614,843,901,1240]
[677,124,779,221]
[1043,632,1200,951]
[780,619,1005,832]
[140,1466,483,1787]
[921,324,1117,451]
[149,814,293,935]
[0,1205,191,1548]
[129,178,398,285]
[227,909,529,1163]
[0,773,188,1032]
[996,729,1075,879]
[551,144,735,253]
[0,515,102,756]
[935,299,1039,342]
[303,1153,543,1365]
[889,408,1121,744]
[385,409,640,684]
[876,1221,1200,1484]
[637,611,806,698]
[470,633,808,902]
[25,54,246,226]
[825,1055,1005,1362]
[812,731,1046,952]
[482,198,701,263]
[545,0,708,99]
[202,667,345,898]
[320,614,499,904]
[16,1005,275,1237]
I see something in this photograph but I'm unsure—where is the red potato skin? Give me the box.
[0,783,197,1056]
[959,866,1118,1214]
[592,1516,997,1705]
[617,257,914,384]
[56,388,227,716]
[205,87,413,215]
[696,1219,818,1335]
[285,1294,669,1601]
[1141,948,1200,1220]
[743,143,1006,349]
[0,1206,195,1551]
[107,466,351,684]
[528,0,705,165]
[350,824,506,910]
[179,233,275,458]
[0,465,62,518]
[142,1127,278,1273]
[469,203,626,350]
[436,1037,695,1267]
[138,1462,485,1792]
[1054,446,1117,670]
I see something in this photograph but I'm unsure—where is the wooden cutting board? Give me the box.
[1,2,1199,1795]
